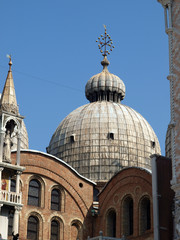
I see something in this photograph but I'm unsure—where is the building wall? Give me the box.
[172,1,180,183]
[157,1,180,239]
[94,168,153,240]
[11,151,94,240]
[11,152,156,240]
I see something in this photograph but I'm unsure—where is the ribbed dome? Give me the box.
[48,35,161,182]
[48,101,160,181]
[85,56,125,103]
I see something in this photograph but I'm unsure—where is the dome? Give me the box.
[47,31,161,182]
[85,57,125,103]
[48,101,160,181]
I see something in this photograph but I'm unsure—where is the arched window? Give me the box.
[27,216,39,240]
[139,197,151,234]
[106,209,116,237]
[71,221,83,240]
[51,189,60,211]
[28,179,41,206]
[122,196,133,236]
[10,179,16,192]
[51,220,60,240]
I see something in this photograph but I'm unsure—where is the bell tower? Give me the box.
[0,57,24,165]
[0,57,25,239]
[158,0,180,238]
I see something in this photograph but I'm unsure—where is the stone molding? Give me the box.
[0,103,19,115]
[15,205,22,212]
[158,0,173,7]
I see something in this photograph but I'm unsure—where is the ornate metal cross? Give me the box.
[96,25,115,56]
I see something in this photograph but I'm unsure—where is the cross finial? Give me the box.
[96,25,115,57]
[6,54,12,71]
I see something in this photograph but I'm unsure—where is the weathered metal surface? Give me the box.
[48,101,160,181]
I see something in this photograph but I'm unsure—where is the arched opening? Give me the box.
[71,221,83,240]
[106,209,116,237]
[5,119,16,136]
[51,189,61,211]
[139,196,151,234]
[28,179,41,207]
[27,216,39,240]
[109,132,114,140]
[122,196,133,236]
[51,220,60,240]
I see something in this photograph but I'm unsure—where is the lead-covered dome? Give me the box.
[85,57,125,102]
[48,52,161,182]
[48,101,160,181]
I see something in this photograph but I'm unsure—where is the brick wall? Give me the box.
[93,168,153,240]
[11,150,94,240]
[172,1,180,183]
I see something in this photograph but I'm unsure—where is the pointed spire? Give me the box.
[0,56,19,115]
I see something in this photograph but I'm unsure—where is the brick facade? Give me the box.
[94,168,153,240]
[172,1,180,183]
[10,151,153,240]
[11,150,94,240]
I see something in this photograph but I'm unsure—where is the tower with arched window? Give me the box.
[0,58,27,239]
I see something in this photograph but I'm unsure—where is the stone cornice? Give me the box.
[158,0,173,7]
[0,162,25,172]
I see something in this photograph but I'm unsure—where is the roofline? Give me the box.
[12,149,96,186]
[99,166,152,195]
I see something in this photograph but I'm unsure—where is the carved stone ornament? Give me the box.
[3,130,13,163]
[15,206,22,212]
[1,103,18,115]
[158,0,172,7]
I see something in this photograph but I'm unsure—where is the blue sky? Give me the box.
[0,1,169,155]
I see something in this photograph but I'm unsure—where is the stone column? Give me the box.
[15,171,21,194]
[16,132,21,166]
[0,167,4,202]
[13,206,22,235]
[0,129,5,163]
[0,167,3,187]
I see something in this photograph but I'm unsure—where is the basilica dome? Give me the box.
[47,54,161,182]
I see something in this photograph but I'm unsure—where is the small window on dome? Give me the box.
[109,132,114,140]
[151,141,155,148]
[70,134,76,143]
